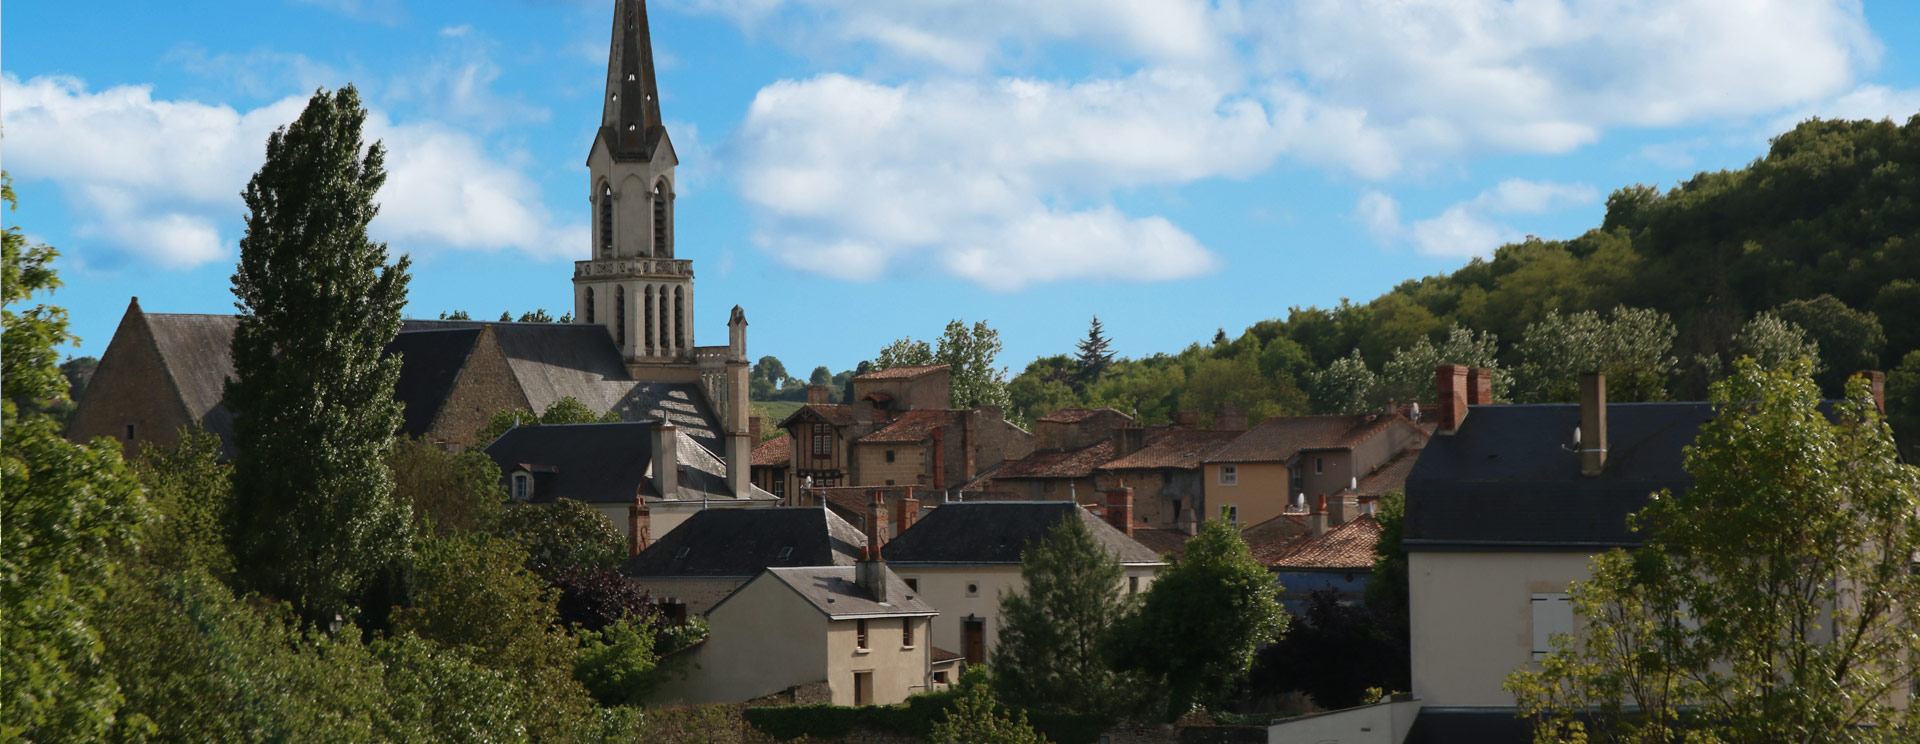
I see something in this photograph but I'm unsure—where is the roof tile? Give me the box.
[1256,515,1381,570]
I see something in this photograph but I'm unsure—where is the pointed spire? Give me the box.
[600,0,666,161]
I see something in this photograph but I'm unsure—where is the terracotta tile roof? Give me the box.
[930,647,964,663]
[1100,429,1242,471]
[751,432,791,468]
[992,439,1117,480]
[1239,511,1310,550]
[859,409,959,444]
[780,403,857,428]
[854,364,948,381]
[1355,446,1420,498]
[1204,414,1409,465]
[1130,528,1194,560]
[1257,515,1381,570]
[1037,407,1125,424]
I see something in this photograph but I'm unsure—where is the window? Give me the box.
[812,424,834,457]
[584,287,595,324]
[642,285,653,350]
[904,578,918,592]
[511,473,532,501]
[772,478,786,498]
[933,670,949,685]
[885,480,895,486]
[673,286,684,350]
[124,424,136,441]
[1314,456,1325,474]
[1532,593,1573,659]
[598,183,613,256]
[777,546,793,561]
[1221,504,1239,528]
[903,618,915,648]
[965,583,979,598]
[1128,576,1139,595]
[1218,464,1237,486]
[1290,465,1303,493]
[885,449,896,463]
[652,180,670,257]
[614,287,627,347]
[856,619,869,651]
[655,288,668,350]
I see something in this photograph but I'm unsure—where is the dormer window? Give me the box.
[511,472,533,501]
[777,546,793,561]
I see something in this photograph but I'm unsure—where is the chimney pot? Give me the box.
[1436,365,1470,434]
[1467,367,1495,406]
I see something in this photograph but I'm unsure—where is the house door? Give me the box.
[962,618,985,666]
[853,670,873,706]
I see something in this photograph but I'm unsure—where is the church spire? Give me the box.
[600,0,666,161]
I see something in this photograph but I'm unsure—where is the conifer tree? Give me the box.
[226,85,413,625]
[1074,315,1115,386]
[991,516,1134,717]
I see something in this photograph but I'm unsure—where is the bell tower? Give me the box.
[574,0,692,364]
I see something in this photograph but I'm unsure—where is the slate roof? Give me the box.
[883,502,1163,566]
[1355,447,1421,498]
[386,328,482,437]
[743,567,937,620]
[860,409,959,444]
[1205,414,1411,464]
[1037,407,1123,424]
[751,432,791,467]
[623,507,867,577]
[1258,515,1381,570]
[1403,403,1712,551]
[992,439,1117,480]
[484,421,758,504]
[143,312,242,452]
[1100,429,1241,471]
[853,364,947,381]
[612,381,726,453]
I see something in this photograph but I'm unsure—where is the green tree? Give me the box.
[2,172,150,743]
[931,669,1050,744]
[1888,350,1920,458]
[1074,315,1116,387]
[1511,306,1677,403]
[439,309,471,320]
[474,396,620,446]
[878,320,1013,410]
[1362,490,1409,644]
[517,309,556,323]
[225,85,413,625]
[1719,312,1821,378]
[133,428,234,580]
[1111,519,1286,722]
[1772,294,1886,395]
[572,616,662,707]
[494,500,626,579]
[991,517,1134,717]
[1377,325,1504,405]
[1306,349,1381,414]
[809,365,833,387]
[389,436,503,534]
[1507,360,1920,743]
[877,337,935,368]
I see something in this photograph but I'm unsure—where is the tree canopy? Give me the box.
[991,517,1134,717]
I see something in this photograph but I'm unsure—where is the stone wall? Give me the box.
[430,326,532,450]
[68,307,197,459]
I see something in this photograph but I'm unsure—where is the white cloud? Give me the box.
[1359,179,1599,258]
[1410,206,1517,259]
[1355,191,1403,244]
[1,73,581,268]
[294,0,406,26]
[1475,179,1599,215]
[1767,84,1920,134]
[381,28,550,127]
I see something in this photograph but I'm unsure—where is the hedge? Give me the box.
[742,690,1109,744]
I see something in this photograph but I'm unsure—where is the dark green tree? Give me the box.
[1363,490,1409,642]
[134,428,234,580]
[494,499,626,579]
[1111,519,1286,721]
[1771,294,1886,395]
[516,308,556,323]
[931,668,1051,744]
[1074,315,1116,386]
[438,309,470,320]
[225,85,414,625]
[991,517,1134,718]
[809,365,833,387]
[388,436,503,534]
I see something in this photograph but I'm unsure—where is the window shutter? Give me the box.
[1531,593,1572,657]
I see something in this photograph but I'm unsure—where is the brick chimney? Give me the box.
[1467,367,1495,406]
[1310,494,1330,537]
[808,385,831,405]
[896,486,920,533]
[654,423,679,500]
[866,491,892,551]
[1104,486,1135,537]
[1856,370,1886,413]
[627,493,651,556]
[1435,365,1469,434]
[856,492,892,604]
[749,415,763,444]
[1579,373,1608,477]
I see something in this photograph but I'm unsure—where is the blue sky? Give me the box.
[8,1,1920,377]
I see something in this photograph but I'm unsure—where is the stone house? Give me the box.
[1202,411,1428,531]
[748,421,791,502]
[621,506,867,613]
[1095,427,1244,530]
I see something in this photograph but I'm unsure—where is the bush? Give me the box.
[494,500,624,579]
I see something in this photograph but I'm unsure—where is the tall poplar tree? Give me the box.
[226,85,413,625]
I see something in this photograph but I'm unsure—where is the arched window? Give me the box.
[614,287,626,347]
[599,183,613,257]
[585,287,595,324]
[643,285,655,352]
[674,286,685,350]
[658,286,670,351]
[652,180,670,258]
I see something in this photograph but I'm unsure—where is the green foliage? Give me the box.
[1306,349,1380,414]
[226,85,413,625]
[475,396,622,446]
[1110,519,1286,722]
[494,500,626,579]
[132,428,233,580]
[388,436,503,534]
[1363,490,1409,641]
[877,337,935,368]
[1708,311,1822,380]
[1250,589,1406,710]
[1511,306,1677,403]
[991,517,1134,718]
[572,616,661,708]
[877,319,1012,410]
[1074,316,1115,387]
[372,633,533,743]
[516,309,556,323]
[2,178,151,741]
[1772,293,1886,394]
[438,310,471,320]
[1506,360,1920,743]
[808,365,833,387]
[1888,349,1920,457]
[1377,325,1505,405]
[931,669,1051,744]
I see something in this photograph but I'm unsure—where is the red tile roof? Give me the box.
[751,432,791,468]
[1256,515,1381,570]
[1037,407,1126,424]
[1100,429,1242,471]
[1205,414,1408,465]
[779,403,857,428]
[992,439,1117,480]
[854,364,948,381]
[1239,511,1310,549]
[859,409,960,444]
[1130,528,1194,559]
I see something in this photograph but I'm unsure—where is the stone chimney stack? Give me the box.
[1215,404,1247,431]
[1332,491,1359,526]
[808,385,831,405]
[1436,365,1469,434]
[857,491,892,604]
[1857,370,1886,413]
[1579,373,1608,477]
[896,487,920,533]
[1177,501,1199,536]
[866,491,892,551]
[727,305,748,362]
[1310,494,1330,537]
[654,422,679,501]
[627,493,651,556]
[1104,486,1135,537]
[1467,367,1495,406]
[749,415,763,444]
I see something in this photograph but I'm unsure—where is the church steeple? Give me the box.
[600,0,667,162]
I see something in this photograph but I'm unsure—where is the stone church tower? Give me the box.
[575,0,690,366]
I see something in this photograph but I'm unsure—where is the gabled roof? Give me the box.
[386,328,483,438]
[883,502,1163,566]
[1355,447,1421,498]
[750,432,791,468]
[991,439,1117,480]
[780,403,857,429]
[860,409,959,444]
[748,566,937,620]
[1100,428,1242,471]
[1037,407,1125,424]
[1130,528,1195,560]
[1204,414,1414,465]
[1404,403,1711,551]
[1258,515,1381,570]
[853,364,948,381]
[622,507,867,578]
[484,421,757,504]
[142,312,242,451]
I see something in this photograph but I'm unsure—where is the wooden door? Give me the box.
[963,619,985,666]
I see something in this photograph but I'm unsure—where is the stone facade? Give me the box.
[430,326,532,449]
[67,301,202,459]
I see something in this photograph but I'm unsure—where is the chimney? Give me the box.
[896,486,920,533]
[962,412,977,485]
[1333,492,1359,526]
[1117,425,1147,456]
[1177,500,1199,536]
[1435,365,1469,434]
[1857,370,1886,413]
[1173,411,1200,428]
[654,423,679,501]
[1215,404,1247,431]
[627,493,651,556]
[727,305,748,362]
[1104,487,1135,537]
[1467,367,1495,406]
[1579,373,1608,477]
[749,415,763,444]
[931,427,946,491]
[866,491,892,550]
[857,493,892,604]
[808,385,830,405]
[1310,494,1330,537]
